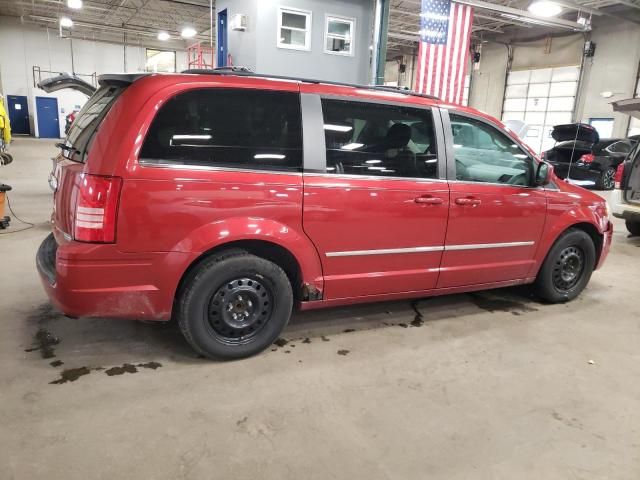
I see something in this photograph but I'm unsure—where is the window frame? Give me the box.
[277,6,312,52]
[442,108,542,188]
[302,93,447,181]
[323,14,356,57]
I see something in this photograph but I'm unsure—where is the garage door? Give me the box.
[502,65,580,153]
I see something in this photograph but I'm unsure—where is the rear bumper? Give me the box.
[611,188,640,222]
[36,232,194,321]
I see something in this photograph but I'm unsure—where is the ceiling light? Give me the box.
[67,0,82,9]
[528,1,563,17]
[157,31,170,41]
[60,17,73,28]
[181,27,197,38]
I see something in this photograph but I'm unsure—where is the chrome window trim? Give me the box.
[326,241,535,257]
[137,161,303,176]
[305,172,448,183]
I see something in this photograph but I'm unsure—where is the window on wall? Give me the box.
[277,7,312,50]
[502,65,580,153]
[324,15,355,55]
[145,49,176,73]
[139,89,303,172]
[321,98,438,179]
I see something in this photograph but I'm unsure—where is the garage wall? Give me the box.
[468,43,509,119]
[575,21,640,137]
[0,16,188,138]
[217,0,373,84]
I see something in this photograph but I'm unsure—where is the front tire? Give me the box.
[596,167,616,190]
[626,220,640,236]
[533,229,596,303]
[177,252,293,360]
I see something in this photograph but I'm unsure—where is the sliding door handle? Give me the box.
[414,196,444,205]
[455,197,481,206]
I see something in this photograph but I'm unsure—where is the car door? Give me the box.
[300,90,449,300]
[437,110,547,288]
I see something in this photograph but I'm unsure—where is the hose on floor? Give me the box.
[0,194,35,234]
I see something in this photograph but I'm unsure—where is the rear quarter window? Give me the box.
[139,88,303,172]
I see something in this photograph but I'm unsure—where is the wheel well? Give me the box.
[568,222,603,263]
[175,240,303,307]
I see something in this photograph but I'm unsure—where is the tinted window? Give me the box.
[607,141,632,154]
[321,99,438,178]
[64,86,124,163]
[450,114,533,186]
[140,89,302,171]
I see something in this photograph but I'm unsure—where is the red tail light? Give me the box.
[614,162,625,189]
[579,153,594,164]
[73,174,122,243]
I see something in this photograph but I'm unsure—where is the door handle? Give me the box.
[455,197,481,207]
[414,195,444,205]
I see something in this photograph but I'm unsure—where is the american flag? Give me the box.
[415,0,474,104]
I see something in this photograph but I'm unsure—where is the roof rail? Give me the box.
[180,67,439,101]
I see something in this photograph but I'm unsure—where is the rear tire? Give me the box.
[596,167,615,190]
[177,252,293,360]
[626,220,640,236]
[533,228,596,303]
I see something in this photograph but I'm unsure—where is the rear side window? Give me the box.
[139,89,302,172]
[64,86,124,162]
[321,99,438,178]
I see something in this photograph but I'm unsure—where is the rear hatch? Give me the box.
[544,140,593,164]
[51,84,126,237]
[612,98,640,206]
[544,123,600,164]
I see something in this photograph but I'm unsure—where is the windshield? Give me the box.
[63,85,125,162]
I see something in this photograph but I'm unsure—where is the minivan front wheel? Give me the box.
[533,229,596,303]
[177,252,293,360]
[596,167,616,190]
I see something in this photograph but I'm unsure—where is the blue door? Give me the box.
[217,9,228,67]
[7,95,30,135]
[36,97,60,138]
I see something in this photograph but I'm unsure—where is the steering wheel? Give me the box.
[507,172,528,186]
[455,159,469,180]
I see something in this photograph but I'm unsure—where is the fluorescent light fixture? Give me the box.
[60,17,73,28]
[365,159,382,164]
[340,142,364,150]
[527,1,563,17]
[181,27,197,38]
[172,134,211,140]
[368,166,386,171]
[157,31,170,41]
[67,0,82,9]
[324,124,353,132]
[254,154,286,160]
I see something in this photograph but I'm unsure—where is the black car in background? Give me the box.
[542,123,636,190]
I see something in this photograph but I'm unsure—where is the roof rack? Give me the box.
[181,67,439,101]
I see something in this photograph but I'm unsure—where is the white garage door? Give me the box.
[502,65,580,153]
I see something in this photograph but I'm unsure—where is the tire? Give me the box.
[533,228,596,303]
[595,167,615,190]
[176,252,293,360]
[626,220,640,236]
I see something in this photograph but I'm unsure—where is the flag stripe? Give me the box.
[415,0,473,105]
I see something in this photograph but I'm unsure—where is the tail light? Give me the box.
[614,162,625,189]
[73,174,122,243]
[578,153,595,164]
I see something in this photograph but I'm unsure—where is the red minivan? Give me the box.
[37,70,613,359]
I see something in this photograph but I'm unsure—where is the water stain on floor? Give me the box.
[274,338,288,347]
[50,366,101,384]
[410,301,425,327]
[468,292,538,314]
[50,362,162,384]
[337,349,350,356]
[24,328,60,359]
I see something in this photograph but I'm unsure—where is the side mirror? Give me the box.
[535,161,553,186]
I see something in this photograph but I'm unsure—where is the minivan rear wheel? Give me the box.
[596,167,616,190]
[177,252,293,360]
[533,228,596,303]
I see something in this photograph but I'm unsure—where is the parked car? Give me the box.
[36,70,613,360]
[542,123,637,190]
[612,141,640,235]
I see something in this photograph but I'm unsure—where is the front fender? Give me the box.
[173,216,324,291]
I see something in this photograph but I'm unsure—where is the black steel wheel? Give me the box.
[551,246,585,293]
[177,251,293,360]
[533,228,596,303]
[207,277,273,345]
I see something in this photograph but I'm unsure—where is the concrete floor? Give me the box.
[1,137,639,479]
